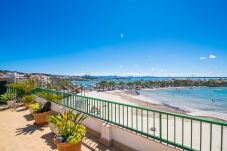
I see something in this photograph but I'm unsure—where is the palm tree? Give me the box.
[118,81,125,90]
[127,82,134,90]
[108,81,116,90]
[134,80,142,89]
[98,81,108,91]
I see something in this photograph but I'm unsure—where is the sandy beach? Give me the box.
[84,89,227,121]
[83,89,227,151]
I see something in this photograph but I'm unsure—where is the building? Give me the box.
[3,72,25,82]
[29,74,50,85]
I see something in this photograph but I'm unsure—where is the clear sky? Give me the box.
[0,0,227,76]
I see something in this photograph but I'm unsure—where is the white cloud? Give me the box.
[150,68,155,71]
[200,57,206,60]
[209,54,216,59]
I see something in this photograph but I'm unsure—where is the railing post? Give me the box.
[159,113,162,141]
[66,94,69,107]
[200,122,202,151]
[210,123,212,151]
[107,102,110,122]
[221,125,223,151]
[191,119,193,149]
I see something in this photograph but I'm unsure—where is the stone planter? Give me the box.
[54,139,82,151]
[7,100,16,108]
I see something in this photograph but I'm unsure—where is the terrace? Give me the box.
[1,87,227,151]
[0,107,118,151]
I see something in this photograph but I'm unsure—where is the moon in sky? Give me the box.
[120,33,124,38]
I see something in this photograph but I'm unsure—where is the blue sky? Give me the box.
[0,0,227,76]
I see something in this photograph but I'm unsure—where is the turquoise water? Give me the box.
[139,87,227,114]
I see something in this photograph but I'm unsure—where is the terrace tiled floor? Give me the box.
[0,107,119,151]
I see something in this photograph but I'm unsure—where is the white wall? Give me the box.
[111,126,176,151]
[34,96,177,151]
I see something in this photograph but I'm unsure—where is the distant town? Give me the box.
[1,70,227,94]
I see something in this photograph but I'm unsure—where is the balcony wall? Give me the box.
[34,96,177,151]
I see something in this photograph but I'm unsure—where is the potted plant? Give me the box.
[48,111,88,151]
[22,95,35,109]
[29,103,40,114]
[31,102,51,125]
[0,92,16,108]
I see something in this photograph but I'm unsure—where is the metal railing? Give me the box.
[12,87,227,151]
[6,86,25,102]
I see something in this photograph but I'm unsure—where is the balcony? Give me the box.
[0,106,118,151]
[2,87,227,151]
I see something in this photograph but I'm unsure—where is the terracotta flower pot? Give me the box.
[54,139,82,151]
[33,111,50,125]
[7,100,16,108]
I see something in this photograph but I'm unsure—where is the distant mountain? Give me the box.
[93,75,158,79]
[0,69,60,77]
[1,70,226,79]
[0,70,24,74]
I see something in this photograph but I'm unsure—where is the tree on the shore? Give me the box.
[134,80,142,89]
[127,82,134,89]
[108,81,116,90]
[94,79,227,91]
[119,81,125,90]
[97,81,108,91]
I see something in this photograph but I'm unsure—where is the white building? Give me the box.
[30,74,50,85]
[3,72,25,82]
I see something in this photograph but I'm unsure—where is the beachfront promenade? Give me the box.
[31,88,227,151]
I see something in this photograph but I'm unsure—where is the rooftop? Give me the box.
[0,107,118,151]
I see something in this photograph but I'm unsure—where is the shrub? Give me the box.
[0,92,15,103]
[22,95,35,104]
[36,92,63,102]
[29,103,40,112]
[48,111,88,144]
[8,79,40,98]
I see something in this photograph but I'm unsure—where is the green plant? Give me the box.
[22,95,35,104]
[0,92,15,102]
[36,92,63,102]
[8,79,40,98]
[29,103,40,112]
[48,111,88,144]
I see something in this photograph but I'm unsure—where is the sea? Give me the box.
[73,77,227,120]
[139,87,227,120]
